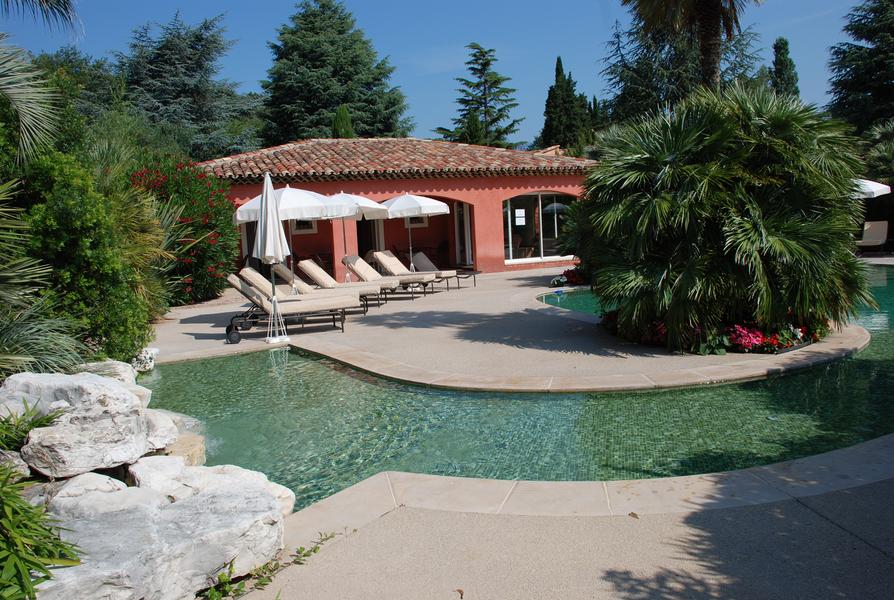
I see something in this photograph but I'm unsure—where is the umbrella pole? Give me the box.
[408,226,415,271]
[342,218,351,282]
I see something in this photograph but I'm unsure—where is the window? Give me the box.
[292,220,318,235]
[405,216,428,229]
[503,193,574,261]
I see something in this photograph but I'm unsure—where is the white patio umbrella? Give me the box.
[328,192,390,281]
[252,173,290,343]
[235,186,335,224]
[382,194,450,270]
[854,179,892,199]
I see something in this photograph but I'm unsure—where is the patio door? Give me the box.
[454,202,473,266]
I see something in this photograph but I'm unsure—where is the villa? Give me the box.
[199,137,594,280]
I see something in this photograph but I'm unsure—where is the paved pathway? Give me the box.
[248,436,894,599]
[152,268,869,391]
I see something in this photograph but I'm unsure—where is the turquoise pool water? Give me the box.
[143,267,894,510]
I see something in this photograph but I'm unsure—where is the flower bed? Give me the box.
[550,268,587,288]
[600,310,830,355]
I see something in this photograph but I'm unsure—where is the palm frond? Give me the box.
[0,35,58,161]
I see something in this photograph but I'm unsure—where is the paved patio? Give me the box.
[247,436,894,600]
[154,267,869,392]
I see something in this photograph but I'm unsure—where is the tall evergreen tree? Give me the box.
[770,37,799,97]
[330,104,355,138]
[603,18,759,123]
[262,0,411,144]
[536,57,590,151]
[829,0,894,133]
[435,42,523,148]
[119,14,261,160]
[621,0,763,86]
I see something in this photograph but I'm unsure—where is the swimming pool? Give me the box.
[142,266,894,510]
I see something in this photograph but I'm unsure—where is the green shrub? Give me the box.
[0,464,80,599]
[131,158,237,305]
[564,84,875,350]
[24,152,153,360]
[0,403,61,451]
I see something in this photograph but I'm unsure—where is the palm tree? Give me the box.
[621,0,761,86]
[564,84,873,350]
[0,0,76,28]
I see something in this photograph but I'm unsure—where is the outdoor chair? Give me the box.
[272,263,381,310]
[374,250,458,290]
[240,266,367,314]
[296,259,400,299]
[225,274,357,343]
[412,251,477,288]
[342,254,434,298]
[857,221,888,252]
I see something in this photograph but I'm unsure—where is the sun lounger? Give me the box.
[271,264,380,310]
[342,254,434,298]
[297,259,401,299]
[373,250,458,290]
[413,251,478,288]
[225,274,357,342]
[241,266,368,314]
[857,220,888,252]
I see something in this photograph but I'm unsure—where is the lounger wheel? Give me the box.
[238,320,253,331]
[225,325,241,344]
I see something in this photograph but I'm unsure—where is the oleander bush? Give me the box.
[131,158,238,305]
[562,84,875,352]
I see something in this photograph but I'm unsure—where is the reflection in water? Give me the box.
[145,267,894,510]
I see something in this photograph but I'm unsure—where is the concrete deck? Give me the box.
[247,434,894,599]
[153,268,869,392]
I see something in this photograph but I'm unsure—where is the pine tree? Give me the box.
[536,57,591,151]
[435,42,523,148]
[262,0,411,144]
[770,37,799,97]
[331,104,355,138]
[603,18,760,123]
[829,0,894,133]
[119,14,261,160]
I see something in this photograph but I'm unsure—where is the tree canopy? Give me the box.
[331,104,356,138]
[829,0,894,133]
[119,14,261,160]
[262,0,411,143]
[770,37,799,97]
[534,57,591,153]
[436,42,523,148]
[602,17,759,123]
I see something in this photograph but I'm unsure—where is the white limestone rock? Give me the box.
[145,409,179,450]
[129,456,296,517]
[39,486,283,600]
[3,372,153,478]
[48,473,171,519]
[0,449,30,480]
[77,360,137,385]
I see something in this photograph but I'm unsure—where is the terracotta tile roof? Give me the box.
[198,138,595,183]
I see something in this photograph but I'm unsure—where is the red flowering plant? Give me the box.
[132,158,238,304]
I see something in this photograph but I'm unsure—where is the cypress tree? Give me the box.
[536,57,591,151]
[262,0,411,143]
[331,104,355,138]
[770,37,799,97]
[435,42,523,148]
[829,0,894,133]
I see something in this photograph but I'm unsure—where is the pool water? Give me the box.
[541,288,605,314]
[143,267,894,510]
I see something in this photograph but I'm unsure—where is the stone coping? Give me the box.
[277,433,894,553]
[290,320,871,393]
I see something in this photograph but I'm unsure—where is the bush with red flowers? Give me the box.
[132,158,238,304]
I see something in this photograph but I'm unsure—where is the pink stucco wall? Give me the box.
[228,174,583,280]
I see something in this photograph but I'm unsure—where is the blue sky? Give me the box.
[5,0,859,145]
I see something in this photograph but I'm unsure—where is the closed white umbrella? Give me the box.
[854,179,891,199]
[382,194,450,270]
[253,173,290,343]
